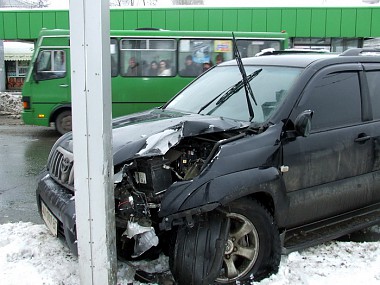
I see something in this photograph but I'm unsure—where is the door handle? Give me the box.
[59,84,69,88]
[354,135,371,143]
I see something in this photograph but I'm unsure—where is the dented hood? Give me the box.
[111,108,249,165]
[54,108,248,165]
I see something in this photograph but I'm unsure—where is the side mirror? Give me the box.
[295,110,313,137]
[32,61,39,83]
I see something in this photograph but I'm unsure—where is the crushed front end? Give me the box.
[36,110,248,260]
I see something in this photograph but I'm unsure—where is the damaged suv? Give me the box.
[37,48,380,284]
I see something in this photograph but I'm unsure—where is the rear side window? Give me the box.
[366,71,380,120]
[298,71,361,131]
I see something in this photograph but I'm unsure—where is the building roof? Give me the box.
[1,6,380,40]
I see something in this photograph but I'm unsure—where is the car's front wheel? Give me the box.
[170,199,281,285]
[216,199,281,283]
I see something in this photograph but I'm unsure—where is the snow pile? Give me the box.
[0,222,78,285]
[0,222,171,285]
[0,92,22,117]
[1,222,380,285]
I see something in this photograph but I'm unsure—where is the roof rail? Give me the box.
[340,48,380,56]
[256,48,329,56]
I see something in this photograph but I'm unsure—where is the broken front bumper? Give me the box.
[36,169,78,255]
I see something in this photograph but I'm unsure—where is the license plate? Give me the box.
[41,202,58,237]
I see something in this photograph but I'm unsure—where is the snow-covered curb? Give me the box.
[0,92,22,118]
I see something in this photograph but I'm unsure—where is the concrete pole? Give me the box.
[69,0,116,284]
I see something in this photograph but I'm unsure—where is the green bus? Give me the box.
[22,28,288,134]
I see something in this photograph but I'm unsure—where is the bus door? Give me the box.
[30,49,70,127]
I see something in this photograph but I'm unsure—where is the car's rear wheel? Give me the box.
[170,199,281,284]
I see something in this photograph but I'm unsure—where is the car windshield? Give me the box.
[165,65,302,123]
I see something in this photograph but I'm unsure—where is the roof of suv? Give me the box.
[219,48,380,68]
[241,54,338,68]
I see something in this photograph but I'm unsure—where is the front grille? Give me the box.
[48,146,74,191]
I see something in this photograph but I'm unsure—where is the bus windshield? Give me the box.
[165,65,302,123]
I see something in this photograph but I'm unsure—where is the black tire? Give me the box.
[215,199,281,283]
[170,211,229,285]
[55,110,72,135]
[170,199,281,285]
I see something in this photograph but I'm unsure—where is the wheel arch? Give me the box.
[160,166,289,229]
[50,104,72,124]
[244,192,275,217]
[218,187,287,229]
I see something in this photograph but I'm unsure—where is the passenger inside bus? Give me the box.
[146,61,159,76]
[158,60,171,76]
[215,53,224,65]
[179,55,200,77]
[126,57,141,76]
[202,61,213,72]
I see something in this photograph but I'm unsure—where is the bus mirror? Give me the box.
[33,71,39,83]
[33,62,39,83]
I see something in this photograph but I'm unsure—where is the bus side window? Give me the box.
[35,50,66,81]
[53,51,66,72]
[237,39,281,57]
[178,39,233,77]
[120,38,176,77]
[110,39,118,77]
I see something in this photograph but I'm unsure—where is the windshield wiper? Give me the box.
[197,69,262,115]
[232,32,257,121]
[197,33,259,120]
[215,68,262,106]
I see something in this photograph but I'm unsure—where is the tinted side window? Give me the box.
[298,71,361,130]
[366,71,380,120]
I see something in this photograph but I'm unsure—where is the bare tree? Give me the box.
[110,0,158,6]
[0,0,49,8]
[171,0,204,5]
[26,0,49,8]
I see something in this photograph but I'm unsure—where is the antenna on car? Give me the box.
[232,32,257,120]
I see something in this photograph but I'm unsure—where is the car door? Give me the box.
[282,63,375,227]
[363,63,380,202]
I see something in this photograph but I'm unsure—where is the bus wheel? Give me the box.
[55,110,72,135]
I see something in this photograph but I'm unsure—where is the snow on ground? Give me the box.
[1,222,380,285]
[0,92,22,117]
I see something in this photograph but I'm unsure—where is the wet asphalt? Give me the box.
[0,122,59,224]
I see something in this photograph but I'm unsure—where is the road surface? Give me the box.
[0,116,59,224]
